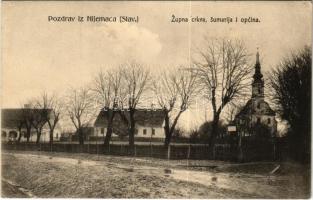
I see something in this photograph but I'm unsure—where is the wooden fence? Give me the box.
[2,140,276,162]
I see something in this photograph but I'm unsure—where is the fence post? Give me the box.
[120,144,122,155]
[187,144,191,159]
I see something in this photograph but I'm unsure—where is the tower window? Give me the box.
[143,129,147,135]
[267,118,271,124]
[257,102,261,109]
[258,88,261,94]
[152,129,155,135]
[257,118,261,123]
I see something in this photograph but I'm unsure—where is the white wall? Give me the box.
[94,125,165,138]
[1,126,61,142]
[136,125,165,138]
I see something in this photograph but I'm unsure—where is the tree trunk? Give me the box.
[164,111,183,148]
[26,127,31,143]
[36,130,42,144]
[49,130,54,145]
[209,113,220,157]
[104,111,115,147]
[164,113,171,148]
[104,126,113,147]
[17,127,22,143]
[78,128,84,145]
[128,109,135,153]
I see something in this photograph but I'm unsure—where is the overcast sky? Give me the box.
[1,1,312,130]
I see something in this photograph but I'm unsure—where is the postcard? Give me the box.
[1,1,312,198]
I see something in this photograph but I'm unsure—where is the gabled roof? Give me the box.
[1,109,24,128]
[94,109,165,128]
[1,108,52,129]
[236,99,276,118]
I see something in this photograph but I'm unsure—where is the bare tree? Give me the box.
[152,67,198,148]
[120,62,151,150]
[92,68,122,147]
[35,92,63,145]
[16,120,24,143]
[18,101,35,143]
[192,38,252,153]
[31,103,48,144]
[65,87,94,145]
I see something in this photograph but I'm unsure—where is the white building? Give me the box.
[94,109,165,139]
[1,108,61,142]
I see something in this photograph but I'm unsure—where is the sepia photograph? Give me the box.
[1,1,312,198]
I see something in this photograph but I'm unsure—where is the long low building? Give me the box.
[94,109,166,139]
[1,108,61,142]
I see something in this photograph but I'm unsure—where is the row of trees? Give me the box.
[268,46,311,162]
[18,38,254,152]
[16,37,310,162]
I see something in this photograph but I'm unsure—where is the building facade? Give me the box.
[94,109,165,139]
[1,108,61,142]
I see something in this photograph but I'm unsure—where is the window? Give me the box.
[267,118,271,124]
[135,129,138,135]
[100,128,104,134]
[143,129,147,135]
[257,102,261,109]
[152,129,155,135]
[257,118,261,123]
[56,133,59,138]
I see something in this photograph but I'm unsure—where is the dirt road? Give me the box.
[1,151,310,198]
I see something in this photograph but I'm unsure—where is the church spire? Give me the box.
[253,48,263,82]
[252,49,264,98]
[256,49,260,64]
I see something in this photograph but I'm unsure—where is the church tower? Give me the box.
[252,50,264,99]
[234,49,277,138]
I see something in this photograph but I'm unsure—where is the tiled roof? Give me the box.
[94,109,165,128]
[1,108,52,129]
[1,109,24,129]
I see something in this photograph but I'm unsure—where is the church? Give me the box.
[234,51,277,137]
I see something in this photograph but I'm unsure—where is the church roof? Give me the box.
[236,99,276,118]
